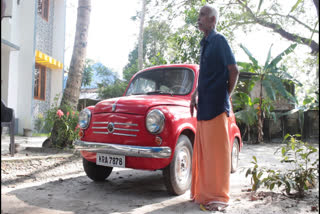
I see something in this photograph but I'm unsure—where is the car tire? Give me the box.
[231,139,239,173]
[83,158,113,181]
[163,134,193,195]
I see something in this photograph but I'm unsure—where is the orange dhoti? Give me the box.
[191,112,231,205]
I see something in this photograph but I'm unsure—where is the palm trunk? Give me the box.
[47,0,91,148]
[257,80,264,143]
[138,0,146,70]
[247,125,251,143]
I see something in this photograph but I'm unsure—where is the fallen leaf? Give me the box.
[250,195,260,201]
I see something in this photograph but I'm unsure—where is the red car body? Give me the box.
[75,64,242,194]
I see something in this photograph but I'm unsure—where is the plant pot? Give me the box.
[23,128,32,137]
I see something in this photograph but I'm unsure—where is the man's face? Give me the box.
[197,6,215,33]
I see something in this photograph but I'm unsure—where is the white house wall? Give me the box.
[50,0,66,106]
[16,1,37,133]
[1,49,10,102]
[1,0,21,109]
[1,0,66,134]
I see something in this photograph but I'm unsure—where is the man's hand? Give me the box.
[190,91,197,117]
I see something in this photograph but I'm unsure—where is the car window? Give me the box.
[126,68,194,96]
[127,77,156,95]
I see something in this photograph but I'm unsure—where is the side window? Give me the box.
[38,0,49,21]
[34,64,46,100]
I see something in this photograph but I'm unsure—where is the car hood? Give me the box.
[93,95,189,115]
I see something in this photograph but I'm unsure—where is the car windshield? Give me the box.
[126,68,194,96]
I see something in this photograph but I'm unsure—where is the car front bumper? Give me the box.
[74,140,172,158]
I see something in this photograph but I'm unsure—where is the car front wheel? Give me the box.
[83,158,113,181]
[163,134,193,195]
[231,139,239,173]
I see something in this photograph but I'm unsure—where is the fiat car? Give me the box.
[74,64,242,195]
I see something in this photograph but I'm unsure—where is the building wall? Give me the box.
[32,0,65,131]
[50,0,66,106]
[1,0,65,134]
[33,0,55,126]
[1,49,10,102]
[1,0,21,110]
[15,1,37,134]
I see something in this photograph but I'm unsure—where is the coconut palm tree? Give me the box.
[44,0,91,148]
[237,43,300,143]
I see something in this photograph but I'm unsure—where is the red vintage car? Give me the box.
[74,64,242,195]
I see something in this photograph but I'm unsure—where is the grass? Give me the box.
[32,133,50,137]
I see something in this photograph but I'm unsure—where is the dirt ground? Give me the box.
[1,142,319,214]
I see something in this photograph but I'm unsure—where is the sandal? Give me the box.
[200,203,228,211]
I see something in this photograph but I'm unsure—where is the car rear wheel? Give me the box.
[163,135,192,195]
[231,139,239,173]
[83,158,113,181]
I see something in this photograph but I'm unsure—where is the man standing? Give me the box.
[190,4,239,211]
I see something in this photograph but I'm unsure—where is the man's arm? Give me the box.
[227,64,239,96]
[190,86,198,117]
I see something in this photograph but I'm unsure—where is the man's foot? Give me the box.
[200,203,228,211]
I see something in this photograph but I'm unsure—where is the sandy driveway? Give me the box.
[1,143,319,214]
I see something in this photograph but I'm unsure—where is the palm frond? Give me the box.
[257,0,263,13]
[267,43,297,69]
[290,0,303,13]
[240,44,259,68]
[264,44,273,69]
[262,79,276,101]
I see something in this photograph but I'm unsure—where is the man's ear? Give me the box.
[212,16,216,25]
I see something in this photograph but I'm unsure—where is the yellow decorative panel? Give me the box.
[35,50,63,70]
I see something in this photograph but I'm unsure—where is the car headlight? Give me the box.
[79,108,91,129]
[146,109,165,134]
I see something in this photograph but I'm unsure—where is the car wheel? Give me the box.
[163,134,192,195]
[231,139,239,173]
[83,157,113,181]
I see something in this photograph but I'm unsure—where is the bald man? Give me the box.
[190,4,239,211]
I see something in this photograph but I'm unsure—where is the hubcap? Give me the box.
[232,143,238,168]
[175,146,191,186]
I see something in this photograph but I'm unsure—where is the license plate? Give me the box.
[96,153,125,168]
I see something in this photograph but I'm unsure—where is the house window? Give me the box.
[38,0,49,21]
[34,64,46,100]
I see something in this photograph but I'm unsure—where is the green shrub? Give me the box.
[34,113,45,133]
[245,134,319,197]
[40,94,80,147]
[53,108,80,148]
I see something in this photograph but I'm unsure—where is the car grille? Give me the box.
[92,121,139,137]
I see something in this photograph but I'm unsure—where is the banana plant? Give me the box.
[233,92,257,143]
[237,43,301,143]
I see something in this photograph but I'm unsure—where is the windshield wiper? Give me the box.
[146,90,173,96]
[131,93,145,95]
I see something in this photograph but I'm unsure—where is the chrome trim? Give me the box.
[114,128,139,132]
[107,122,115,133]
[79,109,92,129]
[112,103,116,112]
[113,133,137,137]
[92,121,140,137]
[93,131,109,134]
[74,140,172,158]
[92,127,107,129]
[114,122,138,126]
[146,109,165,134]
[93,122,109,124]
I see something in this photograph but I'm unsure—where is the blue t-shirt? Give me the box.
[197,29,236,121]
